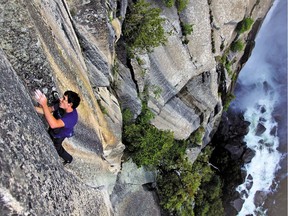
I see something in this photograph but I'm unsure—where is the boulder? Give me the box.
[255,123,266,136]
[232,198,244,212]
[242,148,256,163]
[225,143,245,160]
[254,190,267,207]
[246,174,254,190]
[270,126,277,136]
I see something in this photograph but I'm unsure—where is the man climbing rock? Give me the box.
[34,89,81,165]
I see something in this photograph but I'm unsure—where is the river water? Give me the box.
[230,0,287,215]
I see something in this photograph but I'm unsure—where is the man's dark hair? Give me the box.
[64,91,81,109]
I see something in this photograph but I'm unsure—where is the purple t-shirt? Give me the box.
[51,106,78,138]
[58,109,78,138]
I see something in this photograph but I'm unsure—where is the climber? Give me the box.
[34,89,81,165]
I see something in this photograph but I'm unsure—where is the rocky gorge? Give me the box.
[0,0,274,215]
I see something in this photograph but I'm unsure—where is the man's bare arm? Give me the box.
[41,103,65,129]
[35,106,53,114]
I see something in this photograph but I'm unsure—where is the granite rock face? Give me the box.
[0,50,110,215]
[128,0,273,142]
[0,0,273,215]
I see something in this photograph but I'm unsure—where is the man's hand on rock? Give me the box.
[34,89,47,107]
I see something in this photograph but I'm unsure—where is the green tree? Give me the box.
[126,125,174,167]
[157,147,219,215]
[123,0,167,53]
[161,0,189,12]
[157,157,200,215]
[194,174,224,216]
[123,103,174,168]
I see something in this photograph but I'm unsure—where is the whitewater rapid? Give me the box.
[235,83,282,215]
[230,0,287,215]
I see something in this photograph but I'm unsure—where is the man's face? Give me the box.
[59,95,70,109]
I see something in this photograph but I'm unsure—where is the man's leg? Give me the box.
[51,137,73,163]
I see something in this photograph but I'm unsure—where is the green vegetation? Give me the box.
[176,0,189,12]
[122,0,192,53]
[151,85,163,99]
[162,0,189,12]
[236,17,254,34]
[157,153,199,215]
[231,40,244,52]
[157,147,224,215]
[123,99,224,215]
[219,54,232,75]
[223,93,235,111]
[122,108,134,125]
[193,174,224,216]
[123,0,167,54]
[189,126,205,146]
[97,99,108,115]
[123,103,174,168]
[181,22,193,36]
[136,56,145,65]
[180,22,193,44]
[163,0,174,7]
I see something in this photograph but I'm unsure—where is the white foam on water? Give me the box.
[236,96,282,215]
[233,0,287,214]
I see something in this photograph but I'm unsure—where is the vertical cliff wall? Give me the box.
[0,0,273,214]
[0,50,112,215]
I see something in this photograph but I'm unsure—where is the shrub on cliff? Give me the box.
[176,0,189,12]
[181,22,193,36]
[123,103,174,167]
[123,0,167,53]
[189,126,205,145]
[223,93,236,111]
[162,0,189,12]
[163,0,174,7]
[236,17,254,34]
[157,154,200,215]
[231,40,244,52]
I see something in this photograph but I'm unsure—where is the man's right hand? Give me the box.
[34,89,48,107]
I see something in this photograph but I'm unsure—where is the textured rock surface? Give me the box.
[0,0,122,214]
[129,0,273,141]
[210,110,255,215]
[110,160,161,216]
[0,50,110,215]
[0,0,273,214]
